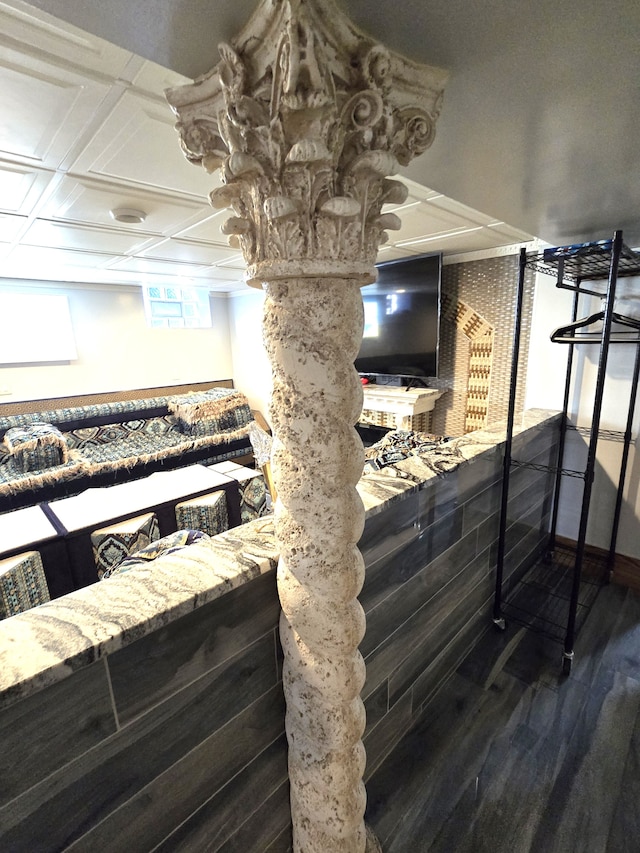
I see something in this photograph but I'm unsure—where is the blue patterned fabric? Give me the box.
[363,429,451,472]
[64,416,179,450]
[92,513,160,580]
[0,396,173,433]
[0,387,253,504]
[175,491,229,537]
[3,423,68,473]
[0,551,50,619]
[101,529,209,578]
[169,390,252,437]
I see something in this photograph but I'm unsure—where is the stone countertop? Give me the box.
[357,407,560,510]
[0,517,278,709]
[0,408,560,708]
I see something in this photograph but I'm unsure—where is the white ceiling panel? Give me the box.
[3,243,122,272]
[427,196,534,242]
[0,44,110,169]
[376,244,425,262]
[107,255,210,277]
[70,89,219,199]
[386,203,480,243]
[425,194,497,226]
[38,174,209,233]
[130,58,190,99]
[173,210,231,243]
[395,226,520,255]
[0,5,536,292]
[190,257,247,281]
[138,238,242,265]
[215,254,248,271]
[0,162,55,215]
[190,266,247,284]
[0,212,28,241]
[21,219,157,254]
[485,221,534,243]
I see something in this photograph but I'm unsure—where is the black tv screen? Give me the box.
[355,252,441,378]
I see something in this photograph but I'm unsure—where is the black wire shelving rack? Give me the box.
[493,230,640,673]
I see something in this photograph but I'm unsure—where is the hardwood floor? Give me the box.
[365,583,640,852]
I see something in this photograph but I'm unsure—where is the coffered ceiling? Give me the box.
[0,0,535,293]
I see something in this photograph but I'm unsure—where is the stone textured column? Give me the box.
[166,3,447,850]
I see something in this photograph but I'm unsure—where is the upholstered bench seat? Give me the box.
[0,387,256,512]
[79,430,183,468]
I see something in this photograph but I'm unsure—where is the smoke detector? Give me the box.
[109,207,147,224]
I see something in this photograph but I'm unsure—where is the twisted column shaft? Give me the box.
[166,6,447,848]
[264,277,369,852]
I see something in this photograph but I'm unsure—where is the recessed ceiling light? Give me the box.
[110,207,147,224]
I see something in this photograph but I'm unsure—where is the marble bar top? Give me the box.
[356,408,559,515]
[0,408,559,710]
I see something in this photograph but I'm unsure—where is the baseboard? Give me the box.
[554,534,640,593]
[610,554,640,593]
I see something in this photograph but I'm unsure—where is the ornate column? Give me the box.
[167,3,446,850]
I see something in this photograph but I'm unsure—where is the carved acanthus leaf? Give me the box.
[166,0,448,284]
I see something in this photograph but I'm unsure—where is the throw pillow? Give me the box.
[3,423,69,473]
[169,390,252,437]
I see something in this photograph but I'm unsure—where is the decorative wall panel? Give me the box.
[432,254,535,436]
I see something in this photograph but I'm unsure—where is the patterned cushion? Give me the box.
[0,396,172,433]
[235,471,268,523]
[64,415,179,450]
[238,474,269,524]
[101,529,209,578]
[175,491,229,537]
[169,389,253,437]
[364,429,450,472]
[78,430,183,465]
[91,512,160,580]
[0,551,50,619]
[3,423,68,473]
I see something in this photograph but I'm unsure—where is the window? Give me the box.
[142,285,212,328]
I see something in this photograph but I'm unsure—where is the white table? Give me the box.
[48,464,233,533]
[46,464,240,590]
[0,505,59,556]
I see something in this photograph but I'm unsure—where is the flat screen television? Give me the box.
[355,252,441,380]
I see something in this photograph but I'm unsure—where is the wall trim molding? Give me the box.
[554,534,640,592]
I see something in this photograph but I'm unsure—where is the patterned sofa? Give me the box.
[0,387,255,512]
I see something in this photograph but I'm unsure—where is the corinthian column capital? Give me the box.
[166,0,447,287]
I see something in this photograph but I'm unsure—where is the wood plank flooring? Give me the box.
[365,583,640,852]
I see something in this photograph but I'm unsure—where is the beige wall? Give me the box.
[0,280,233,403]
[227,288,273,422]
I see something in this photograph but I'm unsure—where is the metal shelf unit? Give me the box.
[493,230,640,672]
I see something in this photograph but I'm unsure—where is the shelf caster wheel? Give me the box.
[562,651,574,675]
[492,616,507,632]
[543,550,555,565]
